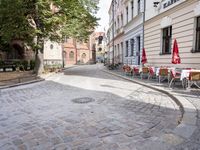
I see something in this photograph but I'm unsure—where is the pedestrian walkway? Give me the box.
[104,67,200,149]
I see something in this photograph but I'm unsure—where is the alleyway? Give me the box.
[0,65,198,150]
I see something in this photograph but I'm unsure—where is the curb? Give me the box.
[103,69,197,146]
[0,78,45,90]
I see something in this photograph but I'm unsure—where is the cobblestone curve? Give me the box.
[0,65,183,150]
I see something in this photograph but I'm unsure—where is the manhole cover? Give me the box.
[72,97,95,104]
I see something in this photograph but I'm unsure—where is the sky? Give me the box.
[95,0,112,32]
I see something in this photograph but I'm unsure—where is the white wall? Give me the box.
[44,40,62,61]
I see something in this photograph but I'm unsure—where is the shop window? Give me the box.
[125,41,129,57]
[162,26,172,54]
[195,17,200,52]
[69,51,74,60]
[130,39,134,56]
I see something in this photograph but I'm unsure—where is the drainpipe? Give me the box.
[112,0,115,65]
[142,0,146,67]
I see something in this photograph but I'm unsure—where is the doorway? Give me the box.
[136,36,141,65]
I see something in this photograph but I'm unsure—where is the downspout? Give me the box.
[142,0,146,66]
[112,0,115,65]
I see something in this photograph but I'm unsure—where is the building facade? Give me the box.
[63,38,93,65]
[123,0,144,65]
[90,32,106,63]
[107,0,145,65]
[107,0,124,65]
[144,0,200,68]
[43,40,63,68]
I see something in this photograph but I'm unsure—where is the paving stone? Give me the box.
[0,65,191,149]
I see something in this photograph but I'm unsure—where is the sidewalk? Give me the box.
[0,65,77,89]
[104,67,200,149]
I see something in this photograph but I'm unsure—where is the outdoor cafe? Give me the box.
[122,39,200,89]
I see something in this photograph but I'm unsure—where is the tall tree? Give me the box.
[0,0,98,74]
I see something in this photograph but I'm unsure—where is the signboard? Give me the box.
[163,0,180,9]
[157,0,186,13]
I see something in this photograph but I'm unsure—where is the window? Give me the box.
[64,36,68,43]
[117,44,120,57]
[126,41,129,57]
[81,53,86,59]
[126,6,129,24]
[69,51,74,60]
[98,36,103,44]
[121,13,123,26]
[115,21,116,30]
[115,45,117,57]
[162,26,172,54]
[130,39,134,56]
[117,17,120,29]
[131,0,134,19]
[50,44,54,50]
[195,17,200,52]
[137,0,141,15]
[121,42,123,56]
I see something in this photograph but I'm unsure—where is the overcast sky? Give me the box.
[95,0,112,32]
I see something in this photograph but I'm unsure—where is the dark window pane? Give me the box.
[126,41,129,56]
[162,26,172,54]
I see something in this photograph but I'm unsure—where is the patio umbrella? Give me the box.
[141,48,147,64]
[172,39,181,64]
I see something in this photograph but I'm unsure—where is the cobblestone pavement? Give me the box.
[0,64,192,150]
[109,67,200,150]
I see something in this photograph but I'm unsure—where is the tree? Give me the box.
[0,0,99,74]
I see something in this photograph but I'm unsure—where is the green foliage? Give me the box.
[0,0,99,50]
[21,60,29,70]
[30,60,35,70]
[0,60,5,68]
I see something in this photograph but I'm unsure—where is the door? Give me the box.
[136,36,141,65]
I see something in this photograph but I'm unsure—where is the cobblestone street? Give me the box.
[0,65,198,150]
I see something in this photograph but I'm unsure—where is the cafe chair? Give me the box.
[158,68,169,84]
[141,67,149,79]
[148,67,156,80]
[169,70,181,88]
[188,71,200,89]
[133,67,140,77]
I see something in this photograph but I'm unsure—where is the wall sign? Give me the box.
[163,0,180,9]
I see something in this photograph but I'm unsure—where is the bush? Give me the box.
[0,60,5,68]
[21,60,28,70]
[30,60,35,70]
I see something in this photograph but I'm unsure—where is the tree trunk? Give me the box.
[34,48,44,75]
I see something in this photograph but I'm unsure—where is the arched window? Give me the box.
[81,53,86,59]
[69,51,74,60]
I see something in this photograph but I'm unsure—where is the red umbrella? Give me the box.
[172,39,181,64]
[141,48,147,64]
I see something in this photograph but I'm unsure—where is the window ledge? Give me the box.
[191,49,200,53]
[159,52,171,55]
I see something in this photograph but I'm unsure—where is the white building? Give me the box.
[43,40,63,68]
[144,0,200,68]
[123,0,145,65]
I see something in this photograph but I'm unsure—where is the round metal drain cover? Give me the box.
[72,97,95,104]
